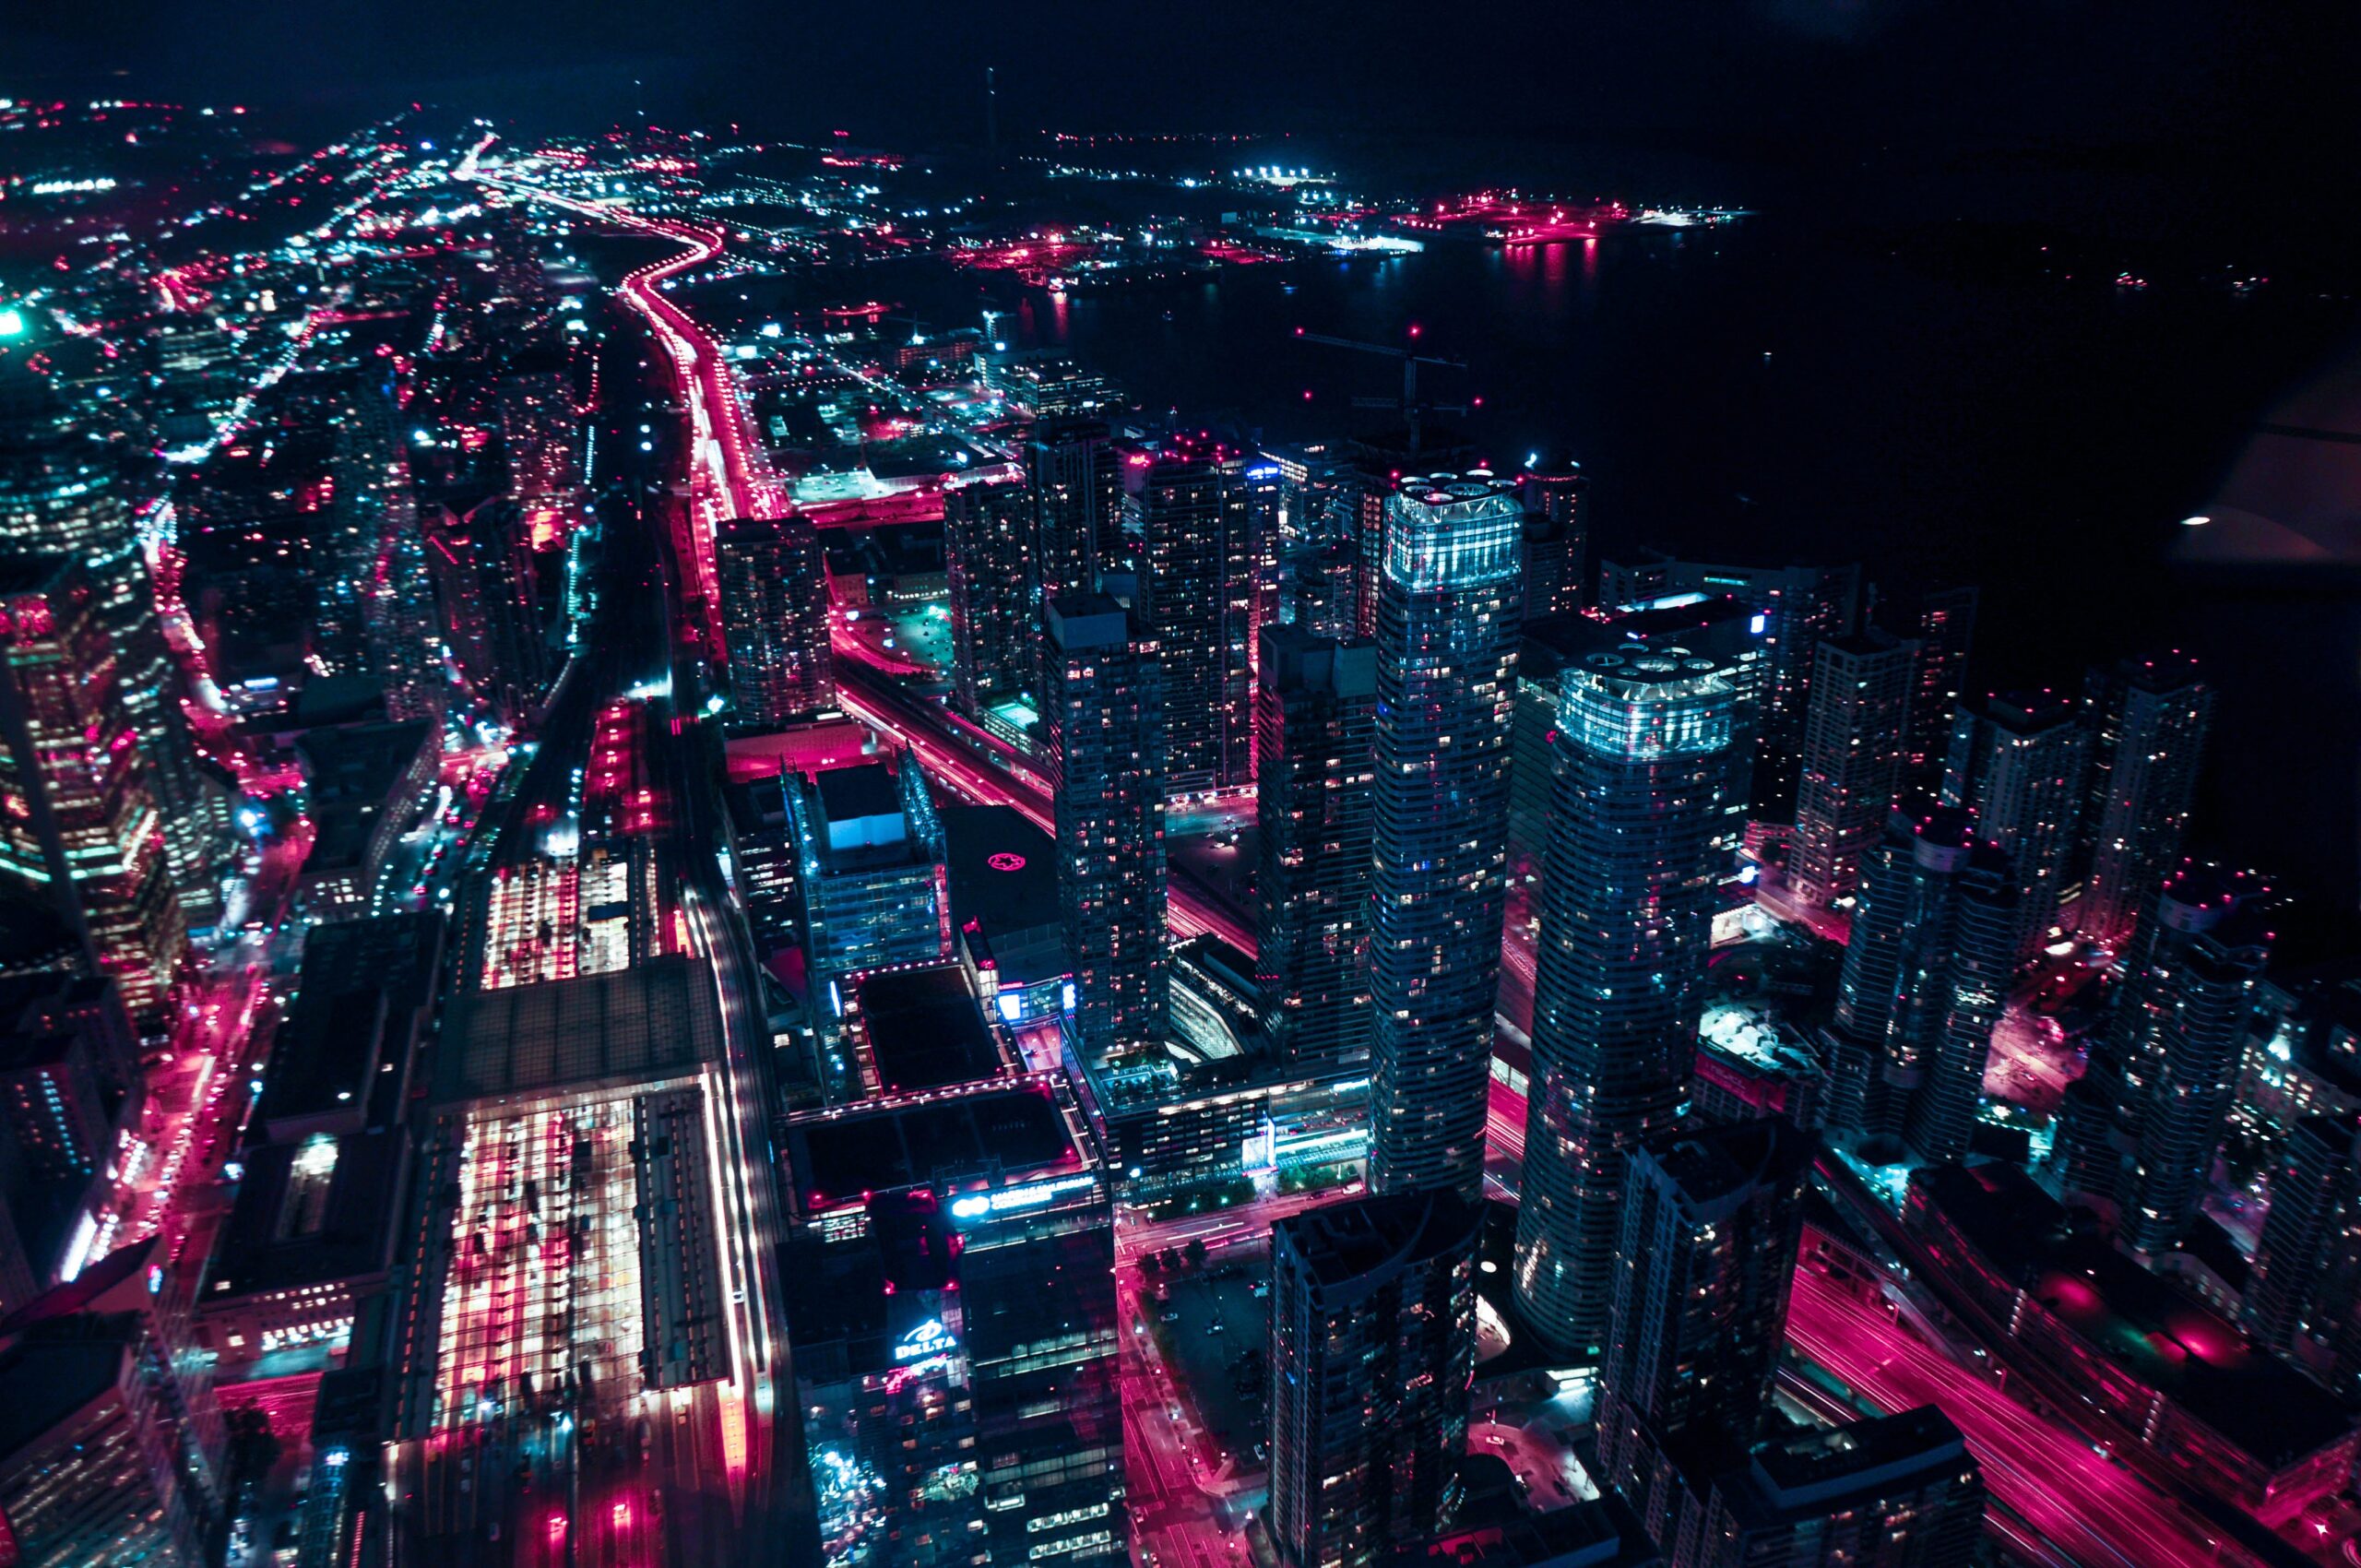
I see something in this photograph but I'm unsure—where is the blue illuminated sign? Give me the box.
[894,1318,956,1361]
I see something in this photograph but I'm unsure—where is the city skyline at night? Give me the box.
[0,16,2356,1568]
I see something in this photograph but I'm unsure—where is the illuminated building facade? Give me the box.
[1255,627,1376,1068]
[1789,628,1916,909]
[1510,598,1763,893]
[788,758,951,1006]
[1282,539,1357,641]
[425,497,558,730]
[2243,1111,2359,1357]
[1876,583,1977,788]
[1596,552,1860,815]
[1819,806,2017,1163]
[495,369,584,504]
[1939,689,2086,966]
[0,1318,209,1568]
[0,377,220,924]
[1266,1189,1481,1568]
[1594,1119,1812,1553]
[2118,865,2274,1253]
[0,970,142,1304]
[1365,478,1523,1198]
[943,479,1035,719]
[1043,594,1168,1077]
[2071,651,2211,953]
[1513,629,1743,1354]
[718,514,835,728]
[1025,416,1120,608]
[782,1075,1121,1568]
[1121,435,1256,796]
[0,555,184,1026]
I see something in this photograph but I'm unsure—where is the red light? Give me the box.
[1407,323,1422,339]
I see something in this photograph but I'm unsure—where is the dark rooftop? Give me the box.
[439,955,724,1103]
[814,761,900,825]
[296,719,433,804]
[258,913,443,1134]
[203,1126,409,1301]
[1717,1408,1975,1525]
[942,805,1060,943]
[0,894,77,972]
[1406,1494,1657,1568]
[857,965,1004,1096]
[0,1325,129,1464]
[1637,1116,1815,1221]
[787,1084,1082,1210]
[1274,1189,1484,1298]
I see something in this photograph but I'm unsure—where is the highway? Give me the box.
[1786,1265,2265,1568]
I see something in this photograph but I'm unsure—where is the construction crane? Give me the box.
[1292,327,1470,455]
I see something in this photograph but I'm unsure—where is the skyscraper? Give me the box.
[0,555,185,1026]
[1594,1118,1814,1551]
[1026,415,1120,606]
[1513,629,1745,1354]
[1940,690,2086,966]
[1045,593,1168,1076]
[2245,1113,2360,1356]
[2073,651,2212,953]
[1365,477,1523,1198]
[788,758,951,999]
[2119,863,2274,1253]
[943,479,1034,719]
[0,1247,226,1568]
[1819,805,2017,1163]
[1266,1189,1482,1568]
[1516,456,1588,619]
[1871,583,1977,789]
[1255,626,1377,1068]
[1789,628,1917,909]
[715,514,833,728]
[1122,435,1255,796]
[0,375,220,924]
[425,498,560,730]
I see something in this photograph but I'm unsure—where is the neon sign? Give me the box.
[894,1318,955,1361]
[949,1174,1097,1219]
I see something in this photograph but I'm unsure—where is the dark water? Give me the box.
[718,211,2361,913]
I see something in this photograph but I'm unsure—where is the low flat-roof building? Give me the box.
[1904,1161,2356,1523]
[387,957,761,1558]
[1686,1407,1984,1568]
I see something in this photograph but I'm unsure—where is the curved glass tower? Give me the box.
[1512,637,1742,1354]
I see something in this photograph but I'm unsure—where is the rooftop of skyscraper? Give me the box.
[1722,1406,1973,1518]
[1275,1187,1482,1294]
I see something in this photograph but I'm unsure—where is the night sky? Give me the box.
[18,2,2353,245]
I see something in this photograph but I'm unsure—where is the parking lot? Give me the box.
[1150,1265,1271,1467]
